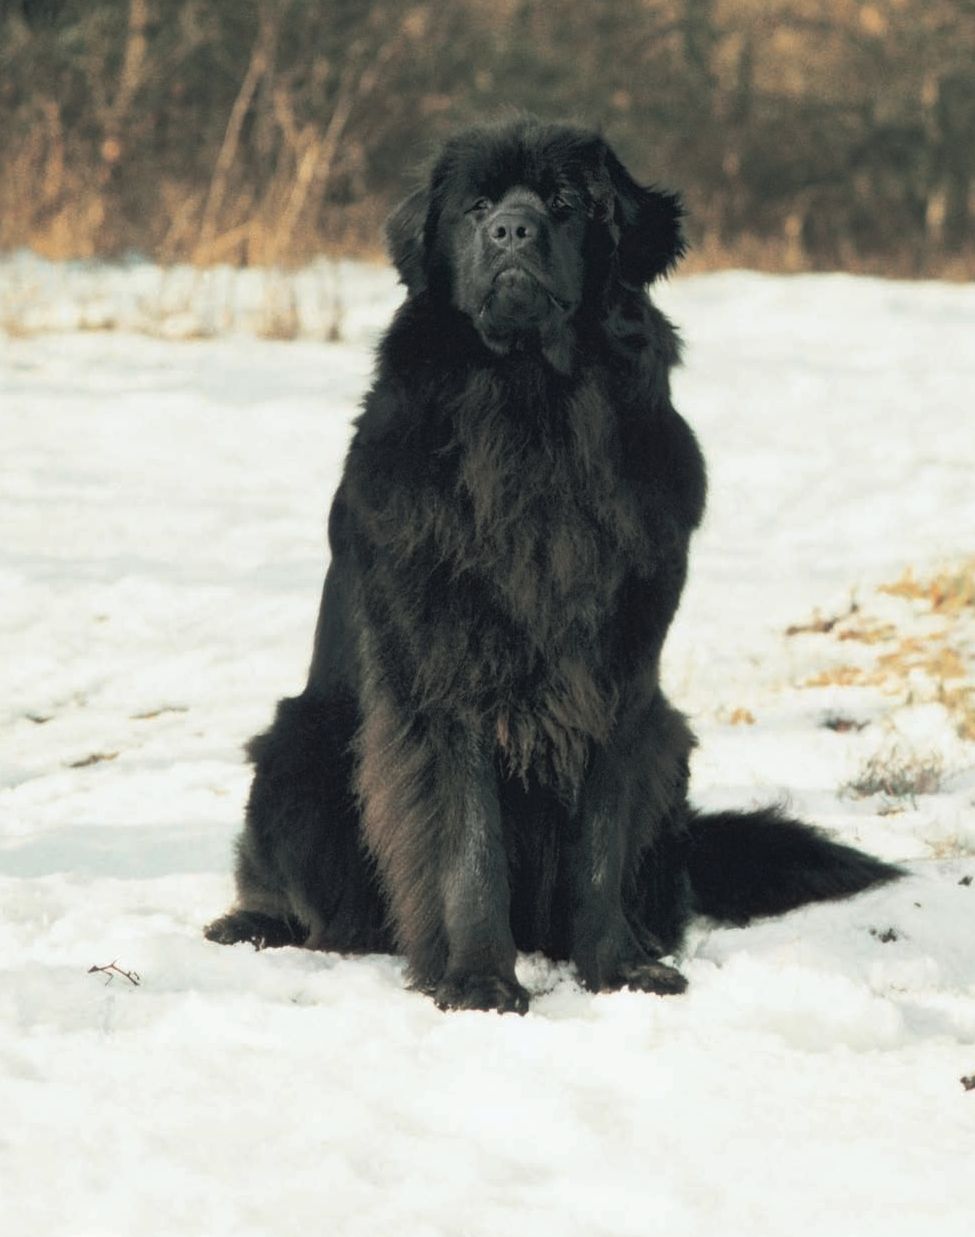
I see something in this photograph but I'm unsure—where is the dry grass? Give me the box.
[796,560,975,742]
[841,749,944,804]
[2,3,974,275]
[837,621,897,644]
[680,235,975,282]
[927,835,975,859]
[804,664,886,689]
[880,565,975,615]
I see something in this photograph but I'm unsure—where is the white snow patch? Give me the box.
[1,263,974,1235]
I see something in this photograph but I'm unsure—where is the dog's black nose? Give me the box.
[489,209,538,250]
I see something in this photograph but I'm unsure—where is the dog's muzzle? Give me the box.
[481,267,557,333]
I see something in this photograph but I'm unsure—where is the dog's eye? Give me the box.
[550,192,577,213]
[466,198,492,215]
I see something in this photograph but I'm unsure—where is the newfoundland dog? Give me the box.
[205,118,899,1013]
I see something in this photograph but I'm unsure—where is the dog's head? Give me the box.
[386,118,685,358]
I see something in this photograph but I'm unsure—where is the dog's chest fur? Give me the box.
[450,366,646,625]
[351,356,674,792]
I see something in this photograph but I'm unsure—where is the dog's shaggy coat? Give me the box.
[206,119,899,1013]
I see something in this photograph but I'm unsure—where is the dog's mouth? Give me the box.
[479,266,569,332]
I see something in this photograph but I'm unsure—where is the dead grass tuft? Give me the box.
[880,564,975,615]
[842,749,944,804]
[798,561,975,742]
[804,665,885,689]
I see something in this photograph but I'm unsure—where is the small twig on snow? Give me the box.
[88,960,141,986]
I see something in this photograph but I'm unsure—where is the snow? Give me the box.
[1,259,974,1236]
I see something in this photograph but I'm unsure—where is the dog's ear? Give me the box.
[602,146,686,285]
[385,187,430,294]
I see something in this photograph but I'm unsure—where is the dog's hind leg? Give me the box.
[204,690,390,956]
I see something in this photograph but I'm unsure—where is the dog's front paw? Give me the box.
[433,972,530,1015]
[575,932,687,996]
[204,910,304,950]
[616,958,688,995]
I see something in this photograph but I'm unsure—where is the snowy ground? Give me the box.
[1,261,974,1236]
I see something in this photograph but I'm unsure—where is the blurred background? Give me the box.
[1,0,972,278]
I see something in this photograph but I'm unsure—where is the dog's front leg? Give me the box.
[357,696,527,1013]
[568,746,687,996]
[432,741,529,1014]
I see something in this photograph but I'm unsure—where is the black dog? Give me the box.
[206,119,899,1013]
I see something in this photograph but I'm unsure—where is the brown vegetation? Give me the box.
[841,748,944,802]
[796,561,975,742]
[1,0,973,274]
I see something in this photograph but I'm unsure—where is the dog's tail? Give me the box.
[684,806,903,926]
